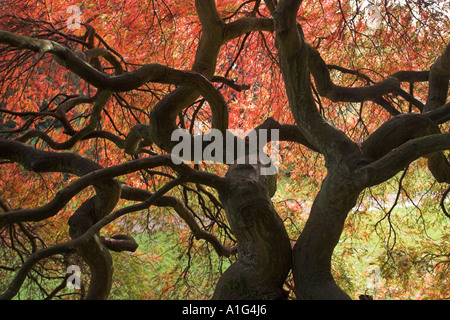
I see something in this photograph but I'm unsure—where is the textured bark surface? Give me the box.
[68,196,116,300]
[213,161,292,300]
[293,170,361,300]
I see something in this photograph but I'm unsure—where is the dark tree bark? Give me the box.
[213,160,292,299]
[293,170,361,299]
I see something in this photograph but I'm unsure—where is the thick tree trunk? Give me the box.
[68,197,113,300]
[213,162,292,300]
[293,170,361,300]
[68,182,121,300]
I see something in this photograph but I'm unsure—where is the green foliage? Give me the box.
[109,230,232,300]
[333,163,450,299]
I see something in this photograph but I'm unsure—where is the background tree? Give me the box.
[0,0,449,300]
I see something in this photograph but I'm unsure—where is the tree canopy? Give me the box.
[0,0,449,300]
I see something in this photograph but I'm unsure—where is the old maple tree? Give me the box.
[0,0,449,299]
